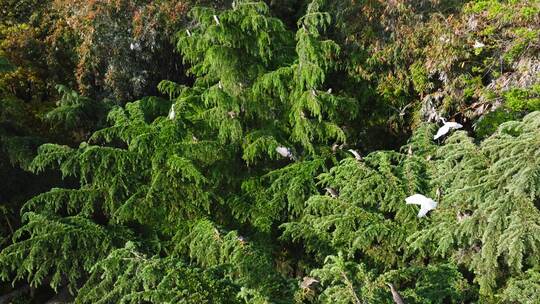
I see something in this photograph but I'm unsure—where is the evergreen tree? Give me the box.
[0,1,355,301]
[0,0,539,303]
[410,111,540,301]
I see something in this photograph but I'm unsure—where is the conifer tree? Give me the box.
[410,111,540,301]
[0,1,356,301]
[0,1,539,303]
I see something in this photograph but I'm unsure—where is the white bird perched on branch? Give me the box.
[213,15,220,25]
[237,235,247,246]
[391,103,412,117]
[168,104,175,120]
[300,277,319,290]
[348,149,362,161]
[325,187,339,198]
[405,194,437,217]
[456,210,472,222]
[434,118,463,140]
[386,283,405,304]
[276,146,294,160]
[473,40,485,49]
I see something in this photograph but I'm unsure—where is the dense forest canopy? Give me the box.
[0,0,539,303]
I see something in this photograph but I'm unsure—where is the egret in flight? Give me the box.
[405,194,437,217]
[434,118,463,140]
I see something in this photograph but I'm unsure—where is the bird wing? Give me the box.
[417,199,437,217]
[434,124,450,140]
[447,122,463,129]
[405,194,430,206]
[417,206,431,217]
[348,149,361,160]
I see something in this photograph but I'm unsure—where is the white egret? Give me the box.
[325,187,339,198]
[276,146,294,160]
[427,110,439,123]
[300,277,319,290]
[434,118,463,140]
[213,15,220,25]
[399,103,412,116]
[405,194,437,218]
[186,29,192,37]
[332,143,345,153]
[212,228,221,240]
[237,235,247,247]
[348,149,362,161]
[168,104,175,120]
[456,211,472,222]
[129,42,140,51]
[473,40,485,49]
[386,283,405,304]
[391,103,412,116]
[436,187,442,201]
[327,88,332,94]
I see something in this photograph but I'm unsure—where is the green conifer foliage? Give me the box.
[410,111,540,301]
[0,1,364,300]
[280,122,476,303]
[45,85,112,142]
[75,241,239,304]
[1,1,539,303]
[281,124,436,265]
